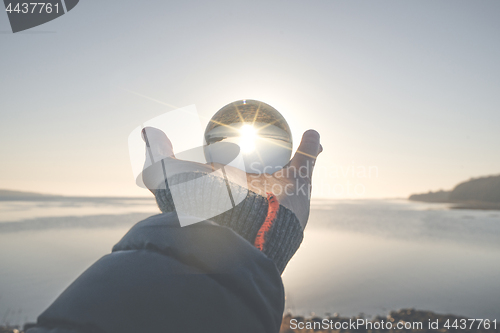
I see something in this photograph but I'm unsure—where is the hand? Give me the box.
[246,130,322,228]
[141,127,322,228]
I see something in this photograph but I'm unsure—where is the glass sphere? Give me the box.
[204,99,292,174]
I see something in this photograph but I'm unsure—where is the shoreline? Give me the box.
[450,202,500,210]
[408,199,500,211]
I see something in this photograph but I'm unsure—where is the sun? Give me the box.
[239,124,258,153]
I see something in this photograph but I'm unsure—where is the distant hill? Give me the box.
[0,189,56,198]
[0,189,152,202]
[408,190,450,203]
[449,175,500,203]
[409,174,500,209]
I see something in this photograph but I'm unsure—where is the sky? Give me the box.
[1,0,499,198]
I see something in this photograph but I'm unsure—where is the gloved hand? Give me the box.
[141,126,322,273]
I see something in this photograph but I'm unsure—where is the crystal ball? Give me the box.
[204,99,292,174]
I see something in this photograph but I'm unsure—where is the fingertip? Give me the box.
[302,129,320,141]
[141,127,152,142]
[141,127,174,158]
[299,130,321,151]
[297,129,321,157]
[141,126,162,141]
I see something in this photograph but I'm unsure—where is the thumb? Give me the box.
[141,126,175,163]
[288,130,322,179]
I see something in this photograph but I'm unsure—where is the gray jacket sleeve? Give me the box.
[28,213,285,333]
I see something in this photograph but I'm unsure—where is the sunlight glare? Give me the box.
[239,124,257,154]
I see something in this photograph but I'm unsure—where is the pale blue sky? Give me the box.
[1,0,499,197]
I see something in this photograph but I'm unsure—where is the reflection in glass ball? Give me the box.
[204,99,293,174]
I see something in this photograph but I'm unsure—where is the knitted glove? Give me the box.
[154,171,303,274]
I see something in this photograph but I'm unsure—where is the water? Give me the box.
[283,200,500,320]
[0,197,158,327]
[0,198,499,326]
